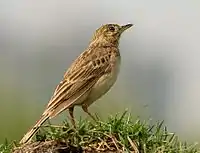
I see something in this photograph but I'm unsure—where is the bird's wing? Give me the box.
[43,46,115,116]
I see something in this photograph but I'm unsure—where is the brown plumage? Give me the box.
[19,23,133,144]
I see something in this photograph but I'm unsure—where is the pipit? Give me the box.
[20,23,133,144]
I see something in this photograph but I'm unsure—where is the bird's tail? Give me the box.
[19,113,49,144]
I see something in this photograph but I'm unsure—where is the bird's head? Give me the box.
[90,23,133,46]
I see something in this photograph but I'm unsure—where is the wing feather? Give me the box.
[43,46,115,117]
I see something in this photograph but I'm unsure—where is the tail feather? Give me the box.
[20,113,49,144]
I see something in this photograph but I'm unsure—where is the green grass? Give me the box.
[0,139,13,153]
[2,111,200,153]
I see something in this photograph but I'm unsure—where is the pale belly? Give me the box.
[84,58,121,106]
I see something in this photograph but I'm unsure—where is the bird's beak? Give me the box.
[120,24,133,33]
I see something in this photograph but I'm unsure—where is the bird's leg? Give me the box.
[69,107,76,128]
[82,104,96,122]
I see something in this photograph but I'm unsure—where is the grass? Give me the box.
[1,111,200,153]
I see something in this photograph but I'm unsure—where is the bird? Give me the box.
[19,23,133,144]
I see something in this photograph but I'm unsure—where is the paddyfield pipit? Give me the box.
[20,23,133,144]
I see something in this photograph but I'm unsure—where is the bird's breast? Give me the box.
[86,57,121,105]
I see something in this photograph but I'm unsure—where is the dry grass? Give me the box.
[1,111,200,153]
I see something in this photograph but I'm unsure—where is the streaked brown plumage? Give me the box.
[19,23,133,144]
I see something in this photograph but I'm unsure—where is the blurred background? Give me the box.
[0,0,200,143]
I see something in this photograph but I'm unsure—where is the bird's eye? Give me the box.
[108,26,115,32]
